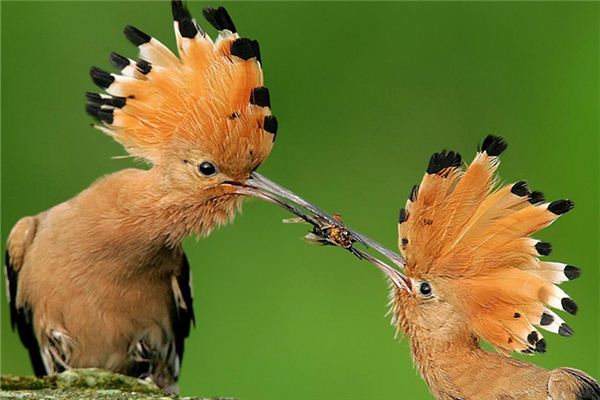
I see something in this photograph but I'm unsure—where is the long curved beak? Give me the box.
[231,171,411,292]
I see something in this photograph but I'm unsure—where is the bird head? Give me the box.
[87,2,292,232]
[384,136,579,355]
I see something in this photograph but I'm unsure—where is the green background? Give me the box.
[1,1,598,398]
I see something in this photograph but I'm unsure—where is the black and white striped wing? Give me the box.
[5,250,46,376]
[170,251,195,379]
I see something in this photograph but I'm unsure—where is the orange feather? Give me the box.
[398,135,578,355]
[88,6,273,166]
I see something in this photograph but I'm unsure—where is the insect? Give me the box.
[285,214,355,248]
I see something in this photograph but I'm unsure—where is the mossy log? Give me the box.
[0,368,233,400]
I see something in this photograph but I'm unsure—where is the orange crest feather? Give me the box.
[398,135,578,355]
[87,2,276,171]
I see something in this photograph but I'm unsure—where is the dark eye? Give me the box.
[198,161,218,177]
[419,282,432,297]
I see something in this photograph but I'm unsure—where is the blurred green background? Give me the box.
[1,1,598,398]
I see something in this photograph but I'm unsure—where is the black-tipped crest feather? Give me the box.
[86,92,126,108]
[90,67,114,89]
[180,19,199,39]
[124,25,151,46]
[86,103,114,124]
[535,242,552,256]
[171,0,191,22]
[511,181,530,197]
[136,59,152,75]
[399,208,408,223]
[528,191,545,205]
[564,265,581,280]
[548,199,575,215]
[558,323,574,337]
[481,135,508,156]
[540,312,554,326]
[263,115,278,136]
[109,52,130,70]
[427,150,461,175]
[231,38,259,61]
[250,87,270,108]
[202,6,237,33]
[534,339,546,353]
[561,298,578,315]
[409,185,419,202]
[172,1,198,38]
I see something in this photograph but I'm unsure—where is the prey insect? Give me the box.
[241,172,410,291]
[285,214,355,249]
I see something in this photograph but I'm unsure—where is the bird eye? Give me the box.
[198,161,218,177]
[419,282,432,297]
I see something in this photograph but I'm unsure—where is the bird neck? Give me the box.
[99,167,241,250]
[406,325,476,398]
[406,323,551,399]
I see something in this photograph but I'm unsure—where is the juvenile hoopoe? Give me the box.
[347,136,598,399]
[4,1,331,391]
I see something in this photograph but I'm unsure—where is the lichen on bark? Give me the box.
[0,368,233,400]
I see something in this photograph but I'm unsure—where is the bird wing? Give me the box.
[4,216,46,376]
[548,368,600,399]
[170,250,195,380]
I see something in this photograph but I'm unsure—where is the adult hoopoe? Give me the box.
[355,135,598,399]
[4,1,328,391]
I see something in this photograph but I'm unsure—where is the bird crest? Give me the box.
[396,135,579,355]
[87,1,276,173]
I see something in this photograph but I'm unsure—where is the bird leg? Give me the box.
[233,172,412,292]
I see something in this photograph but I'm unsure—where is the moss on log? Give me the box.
[0,368,233,400]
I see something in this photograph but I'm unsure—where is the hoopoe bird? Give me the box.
[281,137,598,398]
[352,135,599,399]
[4,1,323,391]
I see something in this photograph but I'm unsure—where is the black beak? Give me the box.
[231,171,411,292]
